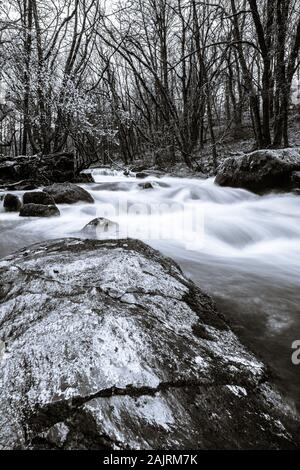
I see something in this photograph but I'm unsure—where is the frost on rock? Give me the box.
[226,385,248,398]
[0,238,299,450]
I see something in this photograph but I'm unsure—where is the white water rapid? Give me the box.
[1,169,300,410]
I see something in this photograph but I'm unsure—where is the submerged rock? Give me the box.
[136,171,163,179]
[215,148,300,193]
[81,218,119,238]
[43,183,94,204]
[138,182,155,190]
[0,238,299,450]
[23,191,55,206]
[135,172,150,179]
[19,203,60,217]
[3,194,22,212]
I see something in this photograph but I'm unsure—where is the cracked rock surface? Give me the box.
[0,238,299,449]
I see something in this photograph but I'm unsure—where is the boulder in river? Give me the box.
[43,183,94,204]
[0,238,299,449]
[138,182,155,190]
[136,170,163,179]
[135,171,150,179]
[3,193,22,212]
[23,191,55,206]
[215,148,300,193]
[81,217,119,238]
[19,203,60,217]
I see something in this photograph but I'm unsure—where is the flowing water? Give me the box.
[1,169,300,410]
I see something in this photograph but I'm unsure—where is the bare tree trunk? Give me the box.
[22,0,33,155]
[231,0,264,148]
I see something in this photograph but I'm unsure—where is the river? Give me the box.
[1,169,299,411]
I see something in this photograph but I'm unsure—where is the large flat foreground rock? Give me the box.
[0,239,299,449]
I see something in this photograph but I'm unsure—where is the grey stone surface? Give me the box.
[3,193,22,212]
[19,203,60,217]
[0,238,299,449]
[43,183,94,204]
[215,148,300,192]
[23,191,55,206]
